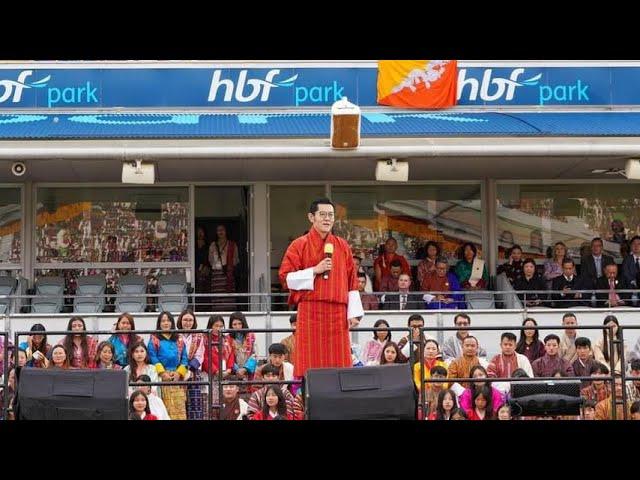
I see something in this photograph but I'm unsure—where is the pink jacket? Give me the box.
[458,386,505,414]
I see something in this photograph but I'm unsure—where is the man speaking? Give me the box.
[279,198,364,377]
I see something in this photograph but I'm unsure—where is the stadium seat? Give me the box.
[0,275,17,314]
[32,276,65,313]
[73,274,106,313]
[115,274,147,313]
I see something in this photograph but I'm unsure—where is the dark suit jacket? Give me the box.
[551,274,593,308]
[595,275,630,307]
[621,254,640,288]
[513,274,548,306]
[382,292,425,310]
[580,254,615,284]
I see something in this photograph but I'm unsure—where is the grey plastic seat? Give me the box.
[464,290,496,309]
[157,274,187,294]
[32,276,65,313]
[495,273,523,309]
[157,273,187,313]
[158,296,188,313]
[73,274,106,313]
[0,276,17,314]
[115,274,147,313]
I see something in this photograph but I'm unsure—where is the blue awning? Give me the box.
[0,111,639,139]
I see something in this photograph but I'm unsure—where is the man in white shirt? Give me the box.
[559,312,579,364]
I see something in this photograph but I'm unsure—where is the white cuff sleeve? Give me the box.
[401,341,411,358]
[286,268,315,290]
[450,382,466,398]
[347,290,364,319]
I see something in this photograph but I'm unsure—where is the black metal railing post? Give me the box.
[1,331,9,420]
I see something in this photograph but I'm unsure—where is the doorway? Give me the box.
[194,186,249,311]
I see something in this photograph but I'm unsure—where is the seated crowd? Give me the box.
[359,311,640,420]
[3,310,640,420]
[356,236,640,310]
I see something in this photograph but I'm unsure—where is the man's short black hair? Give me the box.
[590,362,610,375]
[136,374,152,383]
[268,343,287,356]
[309,198,335,214]
[407,314,424,326]
[454,313,470,325]
[562,312,577,322]
[501,332,517,343]
[631,401,640,415]
[544,334,560,345]
[574,337,591,349]
[289,314,297,324]
[261,363,280,377]
[390,259,402,268]
[630,359,640,372]
[562,258,575,267]
[430,365,448,377]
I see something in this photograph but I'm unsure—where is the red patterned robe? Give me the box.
[279,227,360,377]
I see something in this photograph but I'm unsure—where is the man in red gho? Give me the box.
[279,198,364,377]
[374,237,411,291]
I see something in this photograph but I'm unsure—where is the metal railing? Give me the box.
[12,328,214,420]
[412,323,635,420]
[3,322,639,420]
[1,287,639,314]
[2,295,640,419]
[1,332,8,420]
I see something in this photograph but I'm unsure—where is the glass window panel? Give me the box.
[496,183,640,261]
[36,187,189,263]
[0,188,21,264]
[331,184,483,264]
[269,185,325,307]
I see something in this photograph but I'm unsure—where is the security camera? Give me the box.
[11,161,26,176]
[625,159,640,179]
[375,158,409,182]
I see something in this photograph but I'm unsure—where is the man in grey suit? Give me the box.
[580,237,615,286]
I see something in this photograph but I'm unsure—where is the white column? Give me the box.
[483,178,498,277]
[251,183,269,311]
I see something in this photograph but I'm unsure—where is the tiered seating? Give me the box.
[0,276,17,314]
[115,274,147,313]
[157,273,188,312]
[73,274,106,313]
[31,276,65,313]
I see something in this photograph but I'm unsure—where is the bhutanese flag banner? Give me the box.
[377,60,458,109]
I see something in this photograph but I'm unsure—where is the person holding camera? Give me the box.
[19,323,52,368]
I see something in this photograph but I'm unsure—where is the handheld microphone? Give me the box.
[323,243,334,280]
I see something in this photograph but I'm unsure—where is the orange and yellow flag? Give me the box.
[377,60,458,108]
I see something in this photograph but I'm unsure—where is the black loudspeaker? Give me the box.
[17,368,128,420]
[305,364,417,420]
[509,380,582,416]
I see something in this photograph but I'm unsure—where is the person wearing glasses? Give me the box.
[442,313,486,362]
[279,198,364,379]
